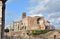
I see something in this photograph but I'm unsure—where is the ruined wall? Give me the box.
[22,12,26,19]
[13,21,20,31]
[39,17,45,30]
[22,17,28,30]
[28,16,40,30]
[27,16,45,30]
[10,16,51,31]
[47,30,60,38]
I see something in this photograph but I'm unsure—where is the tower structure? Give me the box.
[0,0,7,39]
[22,12,26,19]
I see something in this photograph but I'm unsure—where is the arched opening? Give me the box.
[45,26,49,30]
[37,18,41,24]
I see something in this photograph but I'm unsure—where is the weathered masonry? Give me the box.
[0,0,7,39]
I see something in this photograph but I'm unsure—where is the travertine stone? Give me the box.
[22,12,26,19]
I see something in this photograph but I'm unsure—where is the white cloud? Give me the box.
[28,0,50,14]
[28,0,60,14]
[29,14,43,17]
[48,12,60,19]
[47,12,60,30]
[28,0,60,30]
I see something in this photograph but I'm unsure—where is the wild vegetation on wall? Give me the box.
[27,30,53,35]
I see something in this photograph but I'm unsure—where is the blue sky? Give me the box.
[5,0,60,30]
[5,0,30,28]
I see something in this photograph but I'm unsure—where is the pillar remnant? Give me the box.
[22,12,26,19]
[0,0,7,39]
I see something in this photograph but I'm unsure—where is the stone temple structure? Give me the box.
[0,0,7,39]
[8,12,55,37]
[9,12,55,32]
[22,13,51,30]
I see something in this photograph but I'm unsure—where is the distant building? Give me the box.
[8,12,55,37]
[22,12,26,19]
[9,21,22,32]
[9,12,55,31]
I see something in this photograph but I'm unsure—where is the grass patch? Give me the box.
[27,30,53,35]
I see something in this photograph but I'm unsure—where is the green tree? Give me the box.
[4,28,9,33]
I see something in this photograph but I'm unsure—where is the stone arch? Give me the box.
[37,18,41,24]
[45,26,49,29]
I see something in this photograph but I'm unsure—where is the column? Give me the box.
[0,0,7,39]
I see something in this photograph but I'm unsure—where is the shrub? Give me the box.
[29,30,53,35]
[4,28,9,33]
